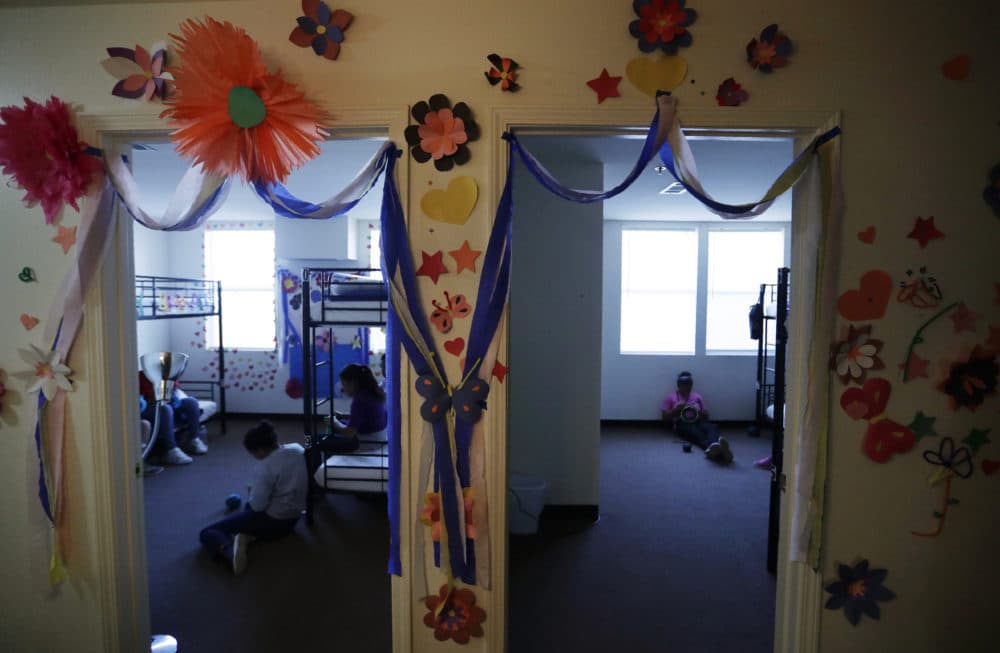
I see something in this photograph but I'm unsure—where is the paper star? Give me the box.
[448,240,482,274]
[986,325,1000,353]
[908,411,937,440]
[415,250,448,285]
[52,225,77,254]
[961,427,991,454]
[906,216,944,248]
[949,303,981,334]
[901,352,930,380]
[491,359,508,383]
[587,68,621,104]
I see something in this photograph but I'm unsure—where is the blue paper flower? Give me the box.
[629,0,697,54]
[824,559,896,625]
[983,163,1000,218]
[289,1,353,60]
[747,24,792,73]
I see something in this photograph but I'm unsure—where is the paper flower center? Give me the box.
[848,579,866,598]
[316,24,327,35]
[228,86,267,128]
[35,362,54,379]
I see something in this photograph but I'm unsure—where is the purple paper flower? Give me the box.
[747,24,792,73]
[629,0,697,54]
[103,43,171,101]
[824,559,895,626]
[716,77,749,107]
[983,162,1000,218]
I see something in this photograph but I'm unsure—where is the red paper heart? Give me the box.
[444,337,465,357]
[862,419,916,463]
[857,226,876,244]
[837,270,893,321]
[983,460,1000,476]
[941,55,970,80]
[20,313,40,330]
[840,378,892,421]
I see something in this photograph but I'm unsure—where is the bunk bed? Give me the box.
[301,268,389,516]
[135,274,226,434]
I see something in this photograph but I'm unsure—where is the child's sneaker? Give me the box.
[717,437,734,464]
[185,437,208,455]
[705,442,723,461]
[232,534,248,575]
[163,447,193,465]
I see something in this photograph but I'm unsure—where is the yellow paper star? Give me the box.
[52,225,77,254]
[448,240,482,274]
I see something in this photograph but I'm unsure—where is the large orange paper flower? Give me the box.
[161,17,326,186]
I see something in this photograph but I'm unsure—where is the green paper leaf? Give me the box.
[961,428,991,455]
[908,411,938,440]
[932,511,943,518]
[228,86,266,128]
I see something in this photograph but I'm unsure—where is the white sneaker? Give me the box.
[232,534,248,575]
[162,447,193,465]
[185,437,208,455]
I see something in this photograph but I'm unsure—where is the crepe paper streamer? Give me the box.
[901,301,958,381]
[829,324,884,386]
[837,270,893,321]
[430,291,473,334]
[485,54,520,92]
[449,241,482,274]
[629,0,697,55]
[983,459,1000,475]
[161,17,327,186]
[52,225,77,254]
[896,267,942,309]
[939,346,998,411]
[983,163,1000,218]
[415,251,448,285]
[491,360,508,383]
[18,266,36,282]
[444,338,466,357]
[289,1,353,60]
[626,55,688,97]
[587,68,622,103]
[404,95,480,172]
[908,411,937,440]
[823,560,895,625]
[716,77,748,107]
[747,24,792,73]
[906,216,944,248]
[20,314,40,331]
[0,96,104,225]
[949,302,981,333]
[941,54,970,80]
[857,226,876,244]
[423,585,487,644]
[961,428,991,455]
[102,42,172,101]
[839,378,915,463]
[420,176,479,224]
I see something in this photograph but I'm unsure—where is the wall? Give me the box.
[1,1,998,652]
[509,159,603,506]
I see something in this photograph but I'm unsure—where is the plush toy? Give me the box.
[680,405,700,423]
[225,493,242,511]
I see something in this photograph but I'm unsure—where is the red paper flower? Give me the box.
[629,0,697,54]
[161,17,327,186]
[289,0,353,60]
[747,24,792,73]
[423,585,487,644]
[404,95,479,171]
[420,489,475,542]
[0,97,103,224]
[103,43,172,101]
[716,77,749,107]
[485,54,520,92]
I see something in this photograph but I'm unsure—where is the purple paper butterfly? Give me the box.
[415,373,490,424]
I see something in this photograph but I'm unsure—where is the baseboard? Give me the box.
[541,504,600,522]
[600,419,755,429]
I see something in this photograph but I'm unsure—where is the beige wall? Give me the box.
[1,0,998,651]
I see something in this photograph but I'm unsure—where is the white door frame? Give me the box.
[489,104,840,653]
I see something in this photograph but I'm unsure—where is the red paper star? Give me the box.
[950,303,981,333]
[448,240,482,274]
[986,325,1000,353]
[587,68,621,104]
[415,250,448,284]
[52,224,77,254]
[491,359,508,383]
[900,352,930,380]
[907,216,944,248]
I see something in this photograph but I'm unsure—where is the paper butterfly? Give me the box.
[429,291,472,334]
[415,373,490,424]
[897,267,942,309]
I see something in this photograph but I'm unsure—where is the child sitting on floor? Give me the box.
[661,371,733,464]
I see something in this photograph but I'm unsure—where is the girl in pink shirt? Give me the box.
[661,371,732,463]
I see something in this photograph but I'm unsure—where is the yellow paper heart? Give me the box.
[420,176,479,225]
[625,55,688,97]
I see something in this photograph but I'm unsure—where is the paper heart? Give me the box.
[20,314,40,330]
[941,55,970,80]
[626,55,688,97]
[18,266,36,282]
[982,460,999,476]
[857,226,876,244]
[837,270,893,321]
[840,378,892,421]
[444,337,465,357]
[863,419,916,463]
[420,176,479,225]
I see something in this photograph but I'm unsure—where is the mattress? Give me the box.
[326,281,386,302]
[314,434,389,493]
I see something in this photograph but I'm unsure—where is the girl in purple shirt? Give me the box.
[661,371,732,463]
[321,364,387,453]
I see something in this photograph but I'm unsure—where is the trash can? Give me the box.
[508,474,547,535]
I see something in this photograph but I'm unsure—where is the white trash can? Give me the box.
[508,474,546,535]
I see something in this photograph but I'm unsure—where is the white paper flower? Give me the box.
[14,344,73,400]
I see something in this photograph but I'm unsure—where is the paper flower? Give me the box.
[280,272,301,294]
[315,328,333,353]
[485,54,520,92]
[629,0,697,54]
[940,346,998,411]
[161,17,326,186]
[923,437,974,480]
[716,77,749,107]
[829,324,884,385]
[14,344,73,401]
[747,24,792,73]
[404,95,480,172]
[102,43,172,101]
[824,560,895,626]
[984,163,1000,218]
[423,585,487,644]
[289,1,353,60]
[0,96,104,225]
[420,489,476,542]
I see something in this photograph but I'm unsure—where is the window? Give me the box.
[203,228,276,350]
[706,230,785,352]
[620,229,698,354]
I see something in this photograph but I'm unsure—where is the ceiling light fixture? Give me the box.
[653,164,667,175]
[659,181,687,195]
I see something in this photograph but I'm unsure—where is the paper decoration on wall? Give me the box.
[416,250,448,284]
[423,585,487,644]
[20,314,40,331]
[901,301,957,381]
[421,176,479,225]
[962,427,991,454]
[912,436,975,537]
[102,42,172,101]
[204,352,280,393]
[983,163,1000,218]
[449,240,482,274]
[715,77,748,107]
[161,17,326,186]
[900,352,929,380]
[896,267,942,309]
[857,226,876,244]
[0,96,103,225]
[586,68,622,103]
[939,346,997,411]
[908,411,937,440]
[52,225,77,254]
[14,345,73,400]
[289,1,353,60]
[906,216,944,248]
[626,55,688,97]
[491,359,508,383]
[837,270,893,321]
[983,459,1000,475]
[987,325,1000,353]
[629,0,697,54]
[830,324,884,385]
[485,54,520,92]
[421,489,476,542]
[747,24,792,73]
[444,337,466,357]
[949,302,981,333]
[430,291,472,334]
[404,95,480,172]
[823,559,896,625]
[941,54,970,80]
[415,374,489,424]
[18,267,36,283]
[840,378,915,462]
